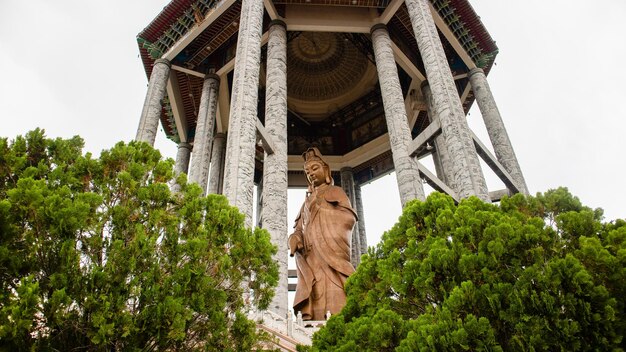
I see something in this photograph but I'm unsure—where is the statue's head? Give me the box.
[303,147,332,188]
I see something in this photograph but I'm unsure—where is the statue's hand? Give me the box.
[288,233,303,257]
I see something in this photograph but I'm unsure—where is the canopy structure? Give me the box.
[136,0,503,184]
[134,0,528,329]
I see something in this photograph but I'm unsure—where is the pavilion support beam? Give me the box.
[453,73,469,80]
[407,107,421,130]
[405,0,489,201]
[284,5,372,33]
[216,57,236,76]
[405,80,423,129]
[288,134,391,171]
[136,58,171,146]
[256,119,276,155]
[415,161,459,202]
[460,80,472,103]
[263,0,280,20]
[392,42,426,130]
[162,0,237,60]
[489,189,511,202]
[391,41,426,82]
[166,71,189,143]
[409,118,441,156]
[261,20,289,318]
[216,75,231,133]
[371,24,425,207]
[377,0,405,25]
[223,0,265,227]
[171,65,204,78]
[471,131,520,194]
[189,73,220,194]
[469,68,528,194]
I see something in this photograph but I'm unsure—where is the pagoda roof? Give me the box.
[137,0,498,77]
[135,0,501,185]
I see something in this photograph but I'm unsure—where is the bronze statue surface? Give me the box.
[289,147,357,321]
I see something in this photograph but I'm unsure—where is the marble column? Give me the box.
[256,179,263,228]
[354,184,368,256]
[174,142,192,176]
[189,73,220,194]
[405,0,489,201]
[261,20,288,318]
[370,24,425,207]
[341,167,361,267]
[208,133,226,194]
[468,68,529,194]
[421,81,454,187]
[136,58,171,146]
[222,0,264,226]
[172,142,192,192]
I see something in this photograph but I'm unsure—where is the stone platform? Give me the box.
[252,310,328,351]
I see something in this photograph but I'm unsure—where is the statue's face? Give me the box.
[305,161,327,187]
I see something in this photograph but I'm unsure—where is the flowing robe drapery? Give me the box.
[290,184,357,320]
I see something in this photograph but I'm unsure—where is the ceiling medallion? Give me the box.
[287,32,368,102]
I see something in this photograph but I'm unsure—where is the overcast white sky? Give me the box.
[1,1,625,248]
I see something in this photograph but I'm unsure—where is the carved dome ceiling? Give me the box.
[286,31,378,120]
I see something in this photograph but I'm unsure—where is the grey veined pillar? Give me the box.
[421,81,454,187]
[261,20,289,318]
[405,0,489,201]
[174,142,192,176]
[256,178,264,228]
[341,167,361,267]
[371,24,425,207]
[189,73,220,194]
[172,142,192,192]
[468,68,529,195]
[136,58,171,146]
[222,0,264,226]
[354,185,367,256]
[208,133,226,194]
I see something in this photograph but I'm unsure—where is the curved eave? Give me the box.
[138,45,155,78]
[137,0,194,42]
[451,0,498,56]
[136,0,500,74]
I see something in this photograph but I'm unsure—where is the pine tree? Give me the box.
[0,129,279,351]
[310,189,625,351]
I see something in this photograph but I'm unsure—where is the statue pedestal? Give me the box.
[252,310,328,351]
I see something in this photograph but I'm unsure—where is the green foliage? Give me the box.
[311,189,625,351]
[0,129,279,351]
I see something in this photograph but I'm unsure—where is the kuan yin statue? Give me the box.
[289,147,357,321]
